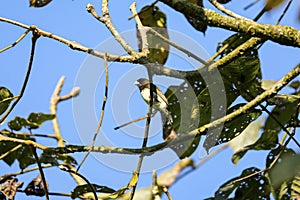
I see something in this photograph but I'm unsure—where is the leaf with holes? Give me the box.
[138,5,169,64]
[231,129,278,164]
[0,87,13,116]
[266,147,300,199]
[218,34,262,101]
[207,167,271,199]
[204,103,261,151]
[164,69,238,158]
[264,98,299,133]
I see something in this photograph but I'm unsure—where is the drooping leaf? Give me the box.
[165,68,238,158]
[204,103,262,151]
[218,34,262,101]
[266,146,300,199]
[231,129,278,164]
[209,167,271,200]
[267,94,300,106]
[0,87,13,116]
[39,151,77,166]
[29,0,52,7]
[229,118,263,153]
[184,0,207,33]
[138,5,169,64]
[264,98,299,133]
[0,132,36,169]
[8,112,55,131]
[71,184,115,199]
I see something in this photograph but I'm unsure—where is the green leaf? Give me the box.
[266,146,300,199]
[231,129,278,164]
[27,112,55,125]
[71,184,115,199]
[264,98,299,133]
[8,112,55,131]
[204,103,262,151]
[0,87,13,116]
[184,0,207,33]
[218,34,262,101]
[138,5,169,64]
[211,167,271,200]
[0,133,36,169]
[39,152,77,166]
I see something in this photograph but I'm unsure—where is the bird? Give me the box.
[135,78,173,124]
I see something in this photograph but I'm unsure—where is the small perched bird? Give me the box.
[135,78,173,124]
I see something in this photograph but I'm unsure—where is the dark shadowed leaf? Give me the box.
[208,167,270,199]
[204,103,261,151]
[218,34,262,101]
[0,87,13,116]
[0,132,36,169]
[39,152,77,166]
[184,0,207,33]
[29,0,52,7]
[264,98,299,133]
[8,112,55,131]
[266,147,300,199]
[24,174,47,197]
[138,5,169,64]
[71,184,116,199]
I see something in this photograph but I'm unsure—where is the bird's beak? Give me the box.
[134,81,139,86]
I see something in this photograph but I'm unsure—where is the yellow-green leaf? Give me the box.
[138,5,169,64]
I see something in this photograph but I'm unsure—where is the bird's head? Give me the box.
[135,78,150,90]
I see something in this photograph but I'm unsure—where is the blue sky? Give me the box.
[0,0,299,199]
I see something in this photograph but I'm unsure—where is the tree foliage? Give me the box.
[0,0,299,199]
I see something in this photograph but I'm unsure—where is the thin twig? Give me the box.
[31,147,49,200]
[60,167,98,200]
[114,115,148,130]
[0,32,38,124]
[130,2,149,55]
[77,53,109,172]
[276,0,294,25]
[145,27,208,65]
[130,72,154,200]
[0,29,31,53]
[86,2,143,59]
[208,0,246,19]
[163,186,173,200]
[244,0,260,10]
[0,165,53,183]
[0,17,138,63]
[0,133,47,150]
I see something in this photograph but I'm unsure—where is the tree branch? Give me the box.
[159,0,300,48]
